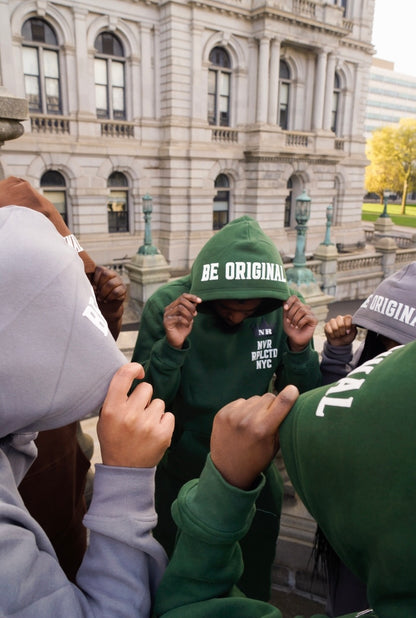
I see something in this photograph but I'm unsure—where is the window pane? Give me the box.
[25,77,41,111]
[24,75,40,98]
[208,70,216,95]
[280,83,288,105]
[219,73,230,96]
[95,85,108,115]
[113,87,124,109]
[108,189,129,233]
[41,170,65,186]
[23,46,39,75]
[45,77,59,98]
[95,59,108,85]
[213,210,228,230]
[44,189,66,218]
[43,49,59,78]
[213,199,228,212]
[112,61,124,87]
[208,93,216,125]
[108,172,128,187]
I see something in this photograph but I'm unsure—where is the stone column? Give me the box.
[191,24,204,121]
[73,7,92,116]
[323,53,336,131]
[312,49,328,130]
[268,38,281,125]
[256,36,270,124]
[140,23,155,119]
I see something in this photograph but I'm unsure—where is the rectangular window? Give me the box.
[107,190,129,232]
[219,73,230,126]
[95,58,109,118]
[23,47,41,112]
[208,70,217,125]
[112,61,125,119]
[279,83,289,129]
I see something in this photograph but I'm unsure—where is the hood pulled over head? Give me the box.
[0,206,125,438]
[189,216,290,315]
[352,261,416,344]
[280,341,416,618]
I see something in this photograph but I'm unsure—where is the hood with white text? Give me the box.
[352,261,416,344]
[189,216,290,315]
[0,206,125,438]
[280,341,416,618]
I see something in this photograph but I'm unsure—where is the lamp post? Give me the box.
[322,204,334,246]
[286,190,316,286]
[380,192,389,218]
[138,193,159,255]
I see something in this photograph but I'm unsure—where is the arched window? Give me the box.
[284,177,293,228]
[208,47,231,127]
[107,172,129,233]
[94,32,126,120]
[22,18,62,114]
[213,174,230,230]
[341,0,347,17]
[279,60,291,130]
[331,72,341,134]
[41,170,68,224]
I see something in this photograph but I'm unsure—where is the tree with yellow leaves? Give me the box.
[365,118,416,213]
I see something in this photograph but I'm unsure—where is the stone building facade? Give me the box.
[0,0,375,272]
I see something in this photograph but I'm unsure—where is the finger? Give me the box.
[283,295,298,311]
[102,363,146,411]
[182,293,202,304]
[262,385,299,431]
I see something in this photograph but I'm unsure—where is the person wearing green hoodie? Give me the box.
[154,340,416,618]
[132,216,321,600]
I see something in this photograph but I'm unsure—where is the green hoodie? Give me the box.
[155,342,416,618]
[132,216,321,599]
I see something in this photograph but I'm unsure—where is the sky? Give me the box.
[371,0,416,77]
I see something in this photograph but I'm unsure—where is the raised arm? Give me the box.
[1,364,174,617]
[154,388,298,618]
[320,315,357,385]
[131,287,201,405]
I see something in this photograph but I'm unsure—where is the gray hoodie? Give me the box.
[0,206,166,616]
[321,261,416,384]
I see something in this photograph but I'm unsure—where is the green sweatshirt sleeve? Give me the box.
[131,290,189,406]
[273,288,322,395]
[274,342,322,395]
[153,455,282,618]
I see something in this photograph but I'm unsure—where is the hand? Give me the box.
[92,265,127,306]
[97,363,175,468]
[92,266,128,339]
[163,293,202,349]
[283,295,318,352]
[210,386,299,490]
[324,314,357,347]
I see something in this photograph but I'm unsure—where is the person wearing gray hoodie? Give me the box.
[0,205,174,616]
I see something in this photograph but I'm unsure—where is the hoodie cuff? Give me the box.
[153,336,191,368]
[172,455,265,544]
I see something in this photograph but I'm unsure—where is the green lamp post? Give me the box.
[138,194,159,255]
[286,190,316,286]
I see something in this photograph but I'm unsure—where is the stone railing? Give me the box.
[211,127,239,143]
[284,131,310,148]
[100,120,135,138]
[293,0,316,18]
[30,114,70,134]
[334,138,345,151]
